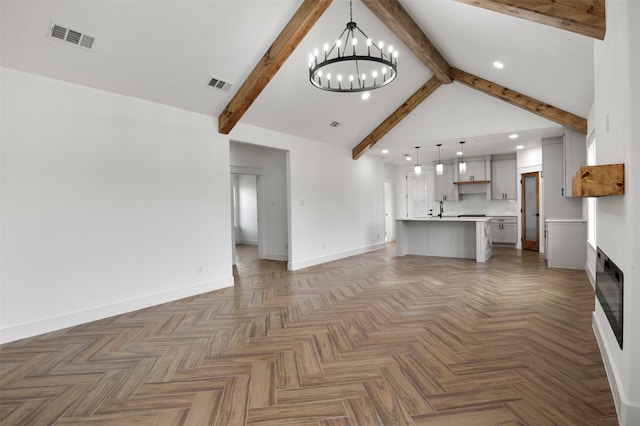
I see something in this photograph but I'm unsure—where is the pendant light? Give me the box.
[436,143,444,175]
[414,146,422,176]
[458,141,467,174]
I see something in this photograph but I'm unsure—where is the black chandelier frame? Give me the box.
[308,1,398,93]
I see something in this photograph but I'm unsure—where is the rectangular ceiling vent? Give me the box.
[207,76,233,93]
[329,121,341,128]
[48,22,95,50]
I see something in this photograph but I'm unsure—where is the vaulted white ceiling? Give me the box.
[0,0,595,165]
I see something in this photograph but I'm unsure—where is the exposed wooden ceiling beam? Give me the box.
[451,68,587,134]
[218,0,332,135]
[455,0,605,40]
[352,77,442,160]
[361,0,452,84]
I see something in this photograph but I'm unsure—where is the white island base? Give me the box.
[396,217,493,262]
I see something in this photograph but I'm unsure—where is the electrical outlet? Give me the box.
[197,266,203,274]
[322,243,326,250]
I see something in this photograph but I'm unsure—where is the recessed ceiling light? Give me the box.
[361,92,370,100]
[509,133,518,139]
[381,149,389,154]
[405,155,412,161]
[516,145,524,150]
[456,151,463,156]
[493,61,504,69]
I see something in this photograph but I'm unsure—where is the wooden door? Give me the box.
[521,172,540,251]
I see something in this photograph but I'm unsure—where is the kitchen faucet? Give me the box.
[438,200,444,218]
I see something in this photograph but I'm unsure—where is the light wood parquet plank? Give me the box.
[412,405,521,425]
[342,395,383,425]
[0,245,617,425]
[183,390,222,425]
[362,379,414,425]
[215,375,250,425]
[276,383,365,406]
[249,362,275,408]
[378,365,435,415]
[246,400,346,425]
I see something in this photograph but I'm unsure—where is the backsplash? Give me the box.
[438,193,519,216]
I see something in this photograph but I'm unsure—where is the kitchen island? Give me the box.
[396,217,493,262]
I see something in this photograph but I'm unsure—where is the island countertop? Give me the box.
[396,217,493,262]
[397,217,493,222]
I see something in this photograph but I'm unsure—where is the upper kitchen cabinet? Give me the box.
[563,129,586,197]
[491,157,517,200]
[458,159,487,182]
[542,138,583,219]
[434,163,457,201]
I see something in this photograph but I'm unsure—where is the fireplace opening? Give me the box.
[596,248,623,349]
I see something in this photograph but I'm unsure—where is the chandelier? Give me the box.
[308,0,398,93]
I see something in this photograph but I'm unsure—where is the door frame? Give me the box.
[521,171,540,251]
[230,166,263,264]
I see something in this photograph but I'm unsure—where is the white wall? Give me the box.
[591,1,640,424]
[236,174,258,245]
[229,124,386,270]
[0,68,233,343]
[230,142,288,261]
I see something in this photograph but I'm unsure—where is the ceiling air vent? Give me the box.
[207,76,233,93]
[329,121,341,128]
[48,23,95,50]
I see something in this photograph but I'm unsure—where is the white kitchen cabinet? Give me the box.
[491,158,517,200]
[458,159,486,182]
[491,216,517,244]
[545,218,587,269]
[542,139,583,218]
[434,163,457,201]
[563,129,586,198]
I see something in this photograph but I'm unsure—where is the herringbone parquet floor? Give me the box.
[0,244,617,425]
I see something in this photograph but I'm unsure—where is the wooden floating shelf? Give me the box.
[571,163,624,197]
[453,180,491,185]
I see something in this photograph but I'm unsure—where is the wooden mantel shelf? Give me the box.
[453,180,491,185]
[572,164,624,197]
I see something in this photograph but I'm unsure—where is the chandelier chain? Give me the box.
[350,0,353,23]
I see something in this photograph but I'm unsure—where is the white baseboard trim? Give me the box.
[0,276,233,344]
[586,262,596,289]
[236,240,258,245]
[592,312,640,425]
[263,252,288,261]
[288,242,386,271]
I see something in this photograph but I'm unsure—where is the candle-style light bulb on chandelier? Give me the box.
[414,146,422,176]
[436,144,444,175]
[458,141,467,174]
[308,0,398,93]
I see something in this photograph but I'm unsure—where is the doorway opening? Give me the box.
[384,181,393,241]
[406,169,430,218]
[229,141,289,268]
[231,173,261,265]
[232,174,258,247]
[521,171,540,251]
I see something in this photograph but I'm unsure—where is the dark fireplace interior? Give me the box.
[596,248,624,349]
